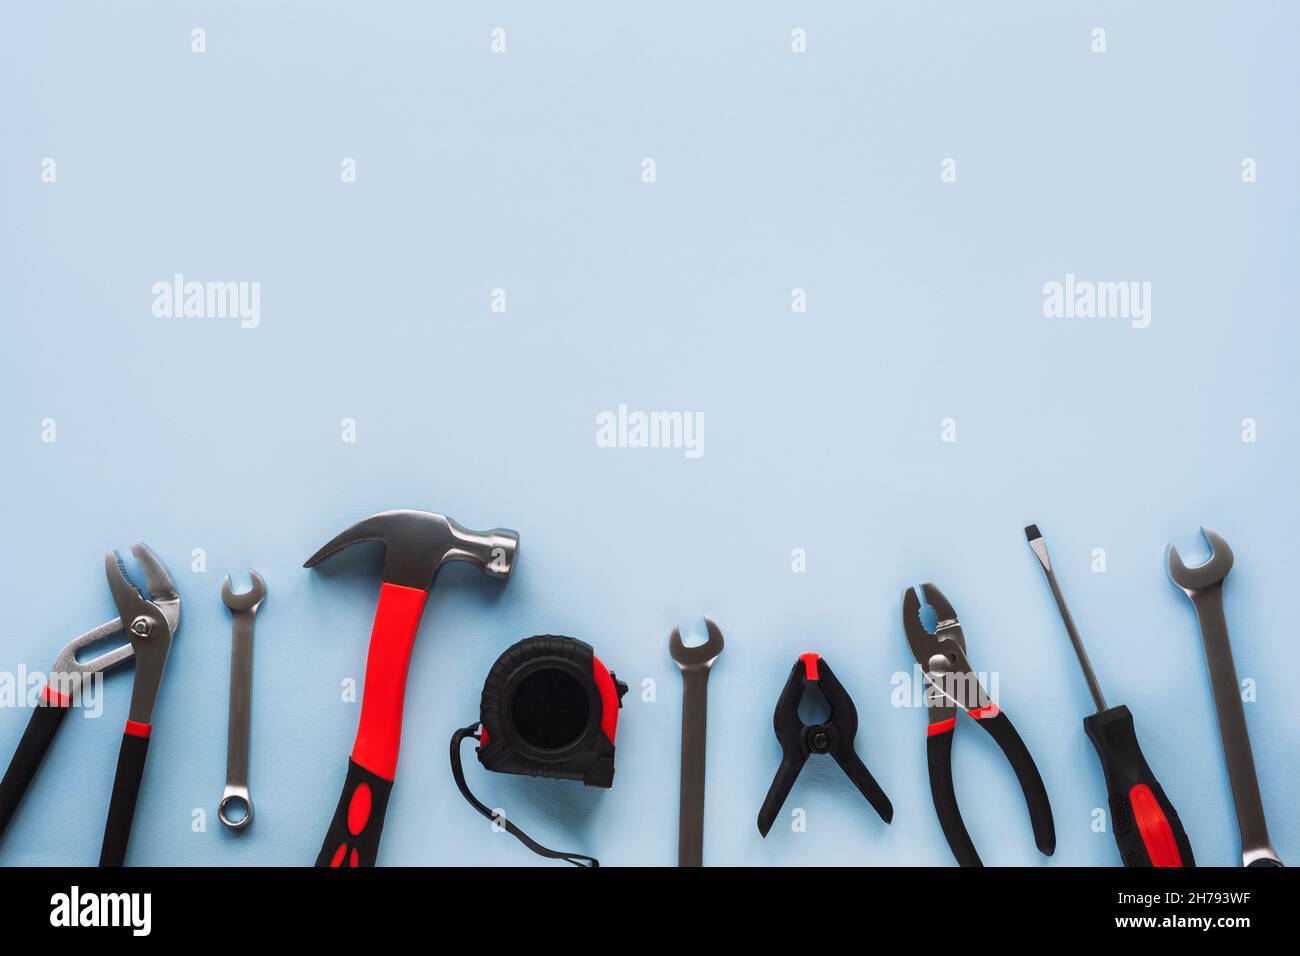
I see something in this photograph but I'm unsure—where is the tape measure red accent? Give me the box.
[592,655,619,743]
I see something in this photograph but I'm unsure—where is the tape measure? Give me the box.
[451,635,628,866]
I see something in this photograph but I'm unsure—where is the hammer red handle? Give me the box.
[317,582,428,867]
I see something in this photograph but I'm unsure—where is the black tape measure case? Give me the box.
[451,635,629,865]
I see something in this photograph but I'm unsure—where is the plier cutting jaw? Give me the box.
[0,545,180,866]
[903,584,1055,867]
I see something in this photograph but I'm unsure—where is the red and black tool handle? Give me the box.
[99,721,153,867]
[316,759,394,867]
[0,693,70,838]
[317,582,428,867]
[1084,705,1194,867]
[927,707,1055,867]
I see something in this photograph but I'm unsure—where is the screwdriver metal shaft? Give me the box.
[1024,523,1194,867]
[1025,525,1107,711]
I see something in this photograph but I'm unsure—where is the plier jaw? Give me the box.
[757,653,893,838]
[903,584,996,724]
[104,545,180,727]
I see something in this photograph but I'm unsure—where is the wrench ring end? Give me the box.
[219,788,254,830]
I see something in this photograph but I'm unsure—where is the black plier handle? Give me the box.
[927,704,1055,867]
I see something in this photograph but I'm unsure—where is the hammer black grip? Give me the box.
[316,759,394,867]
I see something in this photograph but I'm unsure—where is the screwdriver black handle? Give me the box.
[1083,705,1194,867]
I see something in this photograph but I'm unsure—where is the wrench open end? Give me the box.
[221,571,267,613]
[668,618,725,670]
[1168,528,1234,593]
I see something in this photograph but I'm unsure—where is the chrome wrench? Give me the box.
[220,571,266,830]
[668,618,724,867]
[1168,529,1282,867]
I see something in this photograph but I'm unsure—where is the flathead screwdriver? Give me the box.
[1025,524,1194,867]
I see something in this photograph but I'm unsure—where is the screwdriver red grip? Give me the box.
[1083,705,1194,867]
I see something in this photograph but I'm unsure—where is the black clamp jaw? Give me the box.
[757,653,893,837]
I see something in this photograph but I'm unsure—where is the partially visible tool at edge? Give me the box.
[1026,524,1193,868]
[1168,528,1282,868]
[220,571,266,831]
[669,618,724,867]
[0,545,174,850]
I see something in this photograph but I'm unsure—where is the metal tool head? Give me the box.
[303,509,518,591]
[49,544,176,683]
[50,619,134,681]
[106,544,181,633]
[1164,528,1232,595]
[105,544,179,724]
[222,570,267,613]
[903,583,992,714]
[1167,527,1234,593]
[902,582,966,666]
[668,618,725,670]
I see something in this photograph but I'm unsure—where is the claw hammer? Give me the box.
[305,509,517,867]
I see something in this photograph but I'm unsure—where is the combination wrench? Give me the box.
[220,571,266,831]
[668,618,724,867]
[1168,529,1282,867]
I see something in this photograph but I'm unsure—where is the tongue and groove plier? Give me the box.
[0,544,180,865]
[903,583,1055,866]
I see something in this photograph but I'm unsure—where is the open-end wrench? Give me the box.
[220,571,266,831]
[1168,528,1282,867]
[668,618,724,867]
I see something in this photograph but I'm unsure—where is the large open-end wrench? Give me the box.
[668,618,724,867]
[1168,528,1283,867]
[220,571,266,830]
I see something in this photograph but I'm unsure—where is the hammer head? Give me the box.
[303,509,518,591]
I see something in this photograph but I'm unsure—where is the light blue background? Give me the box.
[2,2,1296,867]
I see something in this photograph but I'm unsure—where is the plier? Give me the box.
[903,583,1055,866]
[757,653,893,836]
[0,544,180,866]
